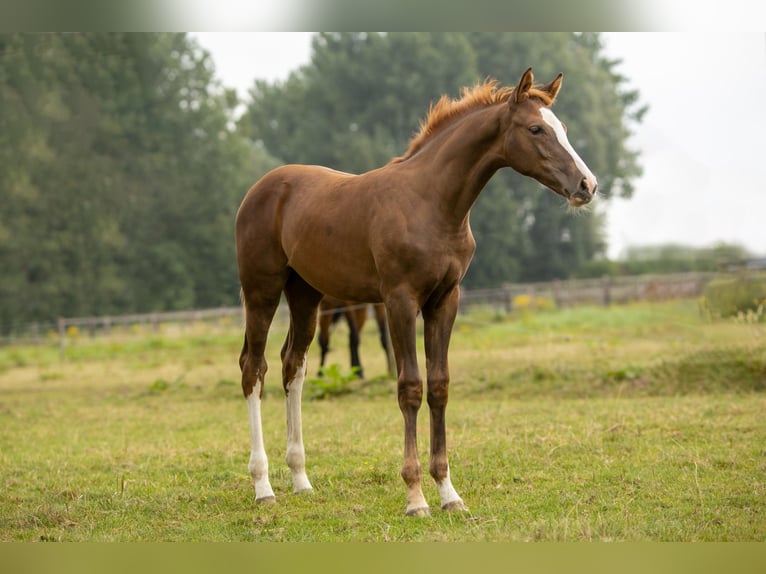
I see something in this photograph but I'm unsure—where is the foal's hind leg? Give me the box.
[240,286,283,504]
[282,272,323,494]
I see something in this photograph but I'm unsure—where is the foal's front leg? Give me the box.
[423,287,468,512]
[386,291,429,516]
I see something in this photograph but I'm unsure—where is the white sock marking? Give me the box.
[247,381,275,500]
[285,357,312,493]
[539,107,598,189]
[437,469,463,508]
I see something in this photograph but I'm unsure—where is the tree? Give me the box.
[241,33,478,173]
[0,33,256,331]
[621,242,752,274]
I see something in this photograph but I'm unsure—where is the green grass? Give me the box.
[0,300,764,541]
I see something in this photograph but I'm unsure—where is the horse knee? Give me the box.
[398,377,423,411]
[427,377,450,409]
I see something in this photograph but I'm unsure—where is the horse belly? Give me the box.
[283,220,383,303]
[289,250,382,302]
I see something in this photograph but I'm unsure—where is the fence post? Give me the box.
[552,279,562,308]
[58,317,66,361]
[602,275,612,307]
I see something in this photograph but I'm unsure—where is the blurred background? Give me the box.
[1,31,764,338]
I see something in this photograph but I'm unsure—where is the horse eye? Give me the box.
[529,125,543,135]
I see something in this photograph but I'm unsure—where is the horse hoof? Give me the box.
[294,487,314,495]
[442,500,469,512]
[405,506,431,517]
[256,495,276,505]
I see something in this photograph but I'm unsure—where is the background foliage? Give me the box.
[1,32,646,332]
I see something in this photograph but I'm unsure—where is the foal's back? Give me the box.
[236,164,398,303]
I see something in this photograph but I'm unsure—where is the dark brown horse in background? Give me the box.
[317,297,393,379]
[236,68,597,516]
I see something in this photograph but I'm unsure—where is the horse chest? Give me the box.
[376,228,473,290]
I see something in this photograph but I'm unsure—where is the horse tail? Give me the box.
[237,288,249,378]
[239,287,248,329]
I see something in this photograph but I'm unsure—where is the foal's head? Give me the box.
[504,68,598,207]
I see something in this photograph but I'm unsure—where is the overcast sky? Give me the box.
[193,32,766,259]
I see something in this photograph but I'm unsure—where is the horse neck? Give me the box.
[403,103,508,227]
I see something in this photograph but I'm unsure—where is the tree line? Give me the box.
[1,32,645,333]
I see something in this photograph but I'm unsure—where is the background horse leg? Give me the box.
[423,286,467,512]
[385,289,429,516]
[282,271,323,494]
[316,309,332,375]
[240,284,284,504]
[373,303,395,376]
[346,305,366,378]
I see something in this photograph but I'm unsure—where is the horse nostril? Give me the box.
[579,178,591,195]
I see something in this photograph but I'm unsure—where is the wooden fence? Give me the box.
[460,271,718,313]
[1,272,719,351]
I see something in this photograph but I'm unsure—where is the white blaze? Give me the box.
[539,107,598,189]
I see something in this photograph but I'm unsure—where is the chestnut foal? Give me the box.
[235,68,597,516]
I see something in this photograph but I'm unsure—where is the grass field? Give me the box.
[1,299,764,541]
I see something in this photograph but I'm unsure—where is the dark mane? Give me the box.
[392,78,555,163]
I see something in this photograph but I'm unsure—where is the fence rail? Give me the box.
[1,272,720,351]
[461,271,718,312]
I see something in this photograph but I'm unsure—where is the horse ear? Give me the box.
[541,73,563,102]
[514,67,534,104]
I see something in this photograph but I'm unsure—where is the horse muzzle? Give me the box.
[568,176,597,207]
